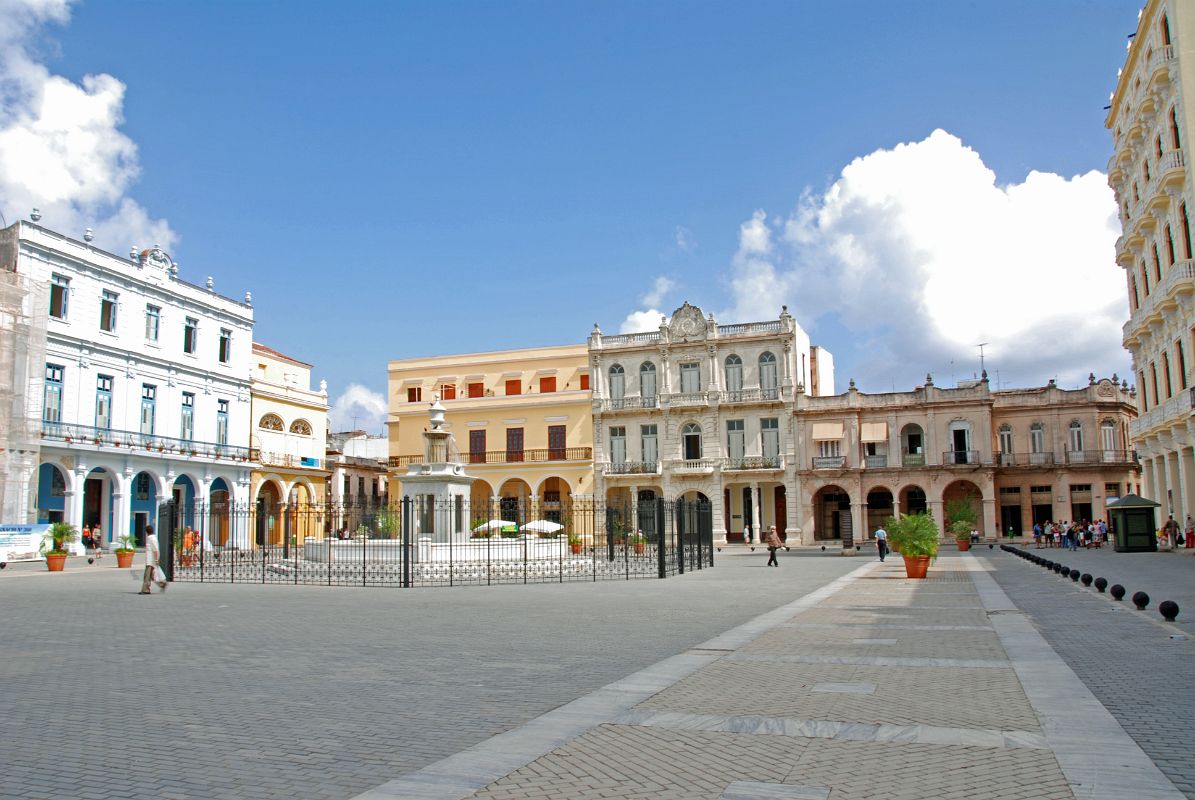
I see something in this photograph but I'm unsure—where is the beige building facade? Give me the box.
[387,344,593,523]
[250,342,329,544]
[589,302,833,542]
[1108,0,1195,522]
[794,376,1139,544]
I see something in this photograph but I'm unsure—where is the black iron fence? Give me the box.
[161,497,713,587]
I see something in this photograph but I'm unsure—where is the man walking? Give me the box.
[874,524,888,562]
[764,526,782,567]
[139,524,167,595]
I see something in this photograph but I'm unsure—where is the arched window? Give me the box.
[759,352,778,398]
[1029,422,1045,460]
[639,362,657,401]
[1068,420,1084,454]
[681,422,702,460]
[998,424,1013,460]
[724,355,743,395]
[1100,419,1118,458]
[259,413,283,431]
[608,364,625,400]
[289,419,312,436]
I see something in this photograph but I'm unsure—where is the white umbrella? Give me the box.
[520,519,564,534]
[472,519,517,533]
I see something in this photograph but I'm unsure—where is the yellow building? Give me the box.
[387,344,593,524]
[250,342,330,545]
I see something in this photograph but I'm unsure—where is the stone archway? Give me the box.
[942,480,984,536]
[497,478,532,526]
[812,485,852,540]
[36,462,69,524]
[866,487,894,538]
[900,485,928,515]
[255,480,284,547]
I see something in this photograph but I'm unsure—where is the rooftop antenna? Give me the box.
[978,342,988,376]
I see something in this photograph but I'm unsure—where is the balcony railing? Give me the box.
[602,461,660,475]
[812,456,846,469]
[1064,450,1136,465]
[1124,259,1195,339]
[902,453,925,467]
[864,454,888,469]
[723,387,782,403]
[598,331,662,346]
[672,458,720,472]
[601,396,658,411]
[725,455,783,471]
[388,447,592,468]
[1130,388,1194,437]
[670,391,709,407]
[717,320,783,336]
[942,450,981,466]
[251,449,324,470]
[40,420,251,462]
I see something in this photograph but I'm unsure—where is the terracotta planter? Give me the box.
[901,554,931,579]
[570,543,583,555]
[956,539,971,552]
[633,543,646,555]
[45,553,68,572]
[115,550,134,568]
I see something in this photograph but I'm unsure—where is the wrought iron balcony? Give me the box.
[725,455,783,471]
[812,456,846,469]
[1064,450,1136,466]
[602,461,660,475]
[998,452,1056,467]
[864,454,888,468]
[671,458,720,473]
[901,453,925,467]
[388,447,592,468]
[250,449,324,470]
[40,420,251,462]
[942,450,981,466]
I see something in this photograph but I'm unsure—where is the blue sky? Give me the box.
[1,0,1143,430]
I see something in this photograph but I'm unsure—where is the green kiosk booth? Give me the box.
[1105,494,1160,553]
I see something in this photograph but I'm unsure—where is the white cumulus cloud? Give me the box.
[619,275,677,333]
[723,129,1127,389]
[0,0,175,250]
[328,383,387,434]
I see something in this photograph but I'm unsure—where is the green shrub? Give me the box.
[886,513,939,558]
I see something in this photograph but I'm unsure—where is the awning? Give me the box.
[811,422,844,440]
[860,422,888,443]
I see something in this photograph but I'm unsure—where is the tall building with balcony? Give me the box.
[249,343,329,544]
[387,344,593,522]
[1108,0,1195,521]
[794,375,1139,544]
[589,302,833,543]
[7,218,255,548]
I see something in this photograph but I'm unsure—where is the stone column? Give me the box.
[110,492,129,549]
[1181,446,1195,522]
[751,482,762,538]
[983,497,998,539]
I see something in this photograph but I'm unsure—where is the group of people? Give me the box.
[1032,520,1107,550]
[80,524,103,558]
[1159,514,1195,547]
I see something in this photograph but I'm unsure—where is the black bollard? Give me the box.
[1094,577,1107,593]
[1069,569,1081,581]
[1159,600,1180,622]
[1132,591,1150,610]
[1110,584,1126,601]
[1080,573,1093,586]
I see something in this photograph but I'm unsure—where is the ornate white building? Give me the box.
[10,218,256,548]
[1107,0,1195,521]
[589,302,834,542]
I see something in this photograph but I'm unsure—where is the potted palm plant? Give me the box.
[114,533,137,568]
[945,495,979,552]
[567,532,583,555]
[629,533,646,555]
[40,522,79,572]
[886,513,938,579]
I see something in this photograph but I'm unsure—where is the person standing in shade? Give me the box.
[744,522,753,550]
[139,524,167,595]
[874,524,888,562]
[764,526,782,567]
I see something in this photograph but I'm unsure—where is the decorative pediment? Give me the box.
[667,302,709,342]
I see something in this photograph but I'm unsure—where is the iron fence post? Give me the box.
[401,496,411,589]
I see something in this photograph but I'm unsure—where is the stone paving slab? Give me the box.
[790,606,991,627]
[741,625,1006,660]
[364,553,1187,800]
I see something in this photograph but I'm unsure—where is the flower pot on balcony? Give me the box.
[94,438,102,445]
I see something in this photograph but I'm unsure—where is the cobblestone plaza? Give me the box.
[3,547,1193,799]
